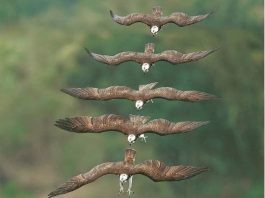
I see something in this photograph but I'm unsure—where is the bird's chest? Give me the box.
[151,18,161,26]
[141,55,153,64]
[124,123,138,133]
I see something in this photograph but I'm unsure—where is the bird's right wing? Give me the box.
[152,49,216,64]
[110,10,152,26]
[145,87,217,102]
[86,48,142,65]
[160,12,212,26]
[55,114,129,135]
[61,86,137,101]
[48,162,124,197]
[138,119,209,135]
[132,160,208,182]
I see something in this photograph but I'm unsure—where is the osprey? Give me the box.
[55,114,209,145]
[110,6,212,36]
[48,148,208,197]
[61,82,217,110]
[86,43,217,72]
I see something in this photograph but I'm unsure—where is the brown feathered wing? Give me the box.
[151,49,216,64]
[61,86,137,101]
[48,162,124,197]
[87,49,142,65]
[160,12,212,26]
[55,114,128,135]
[143,87,217,102]
[138,119,209,135]
[132,160,208,181]
[110,10,153,26]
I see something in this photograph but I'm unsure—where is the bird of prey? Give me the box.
[110,6,212,36]
[48,148,208,197]
[55,114,209,145]
[61,82,217,110]
[86,43,217,72]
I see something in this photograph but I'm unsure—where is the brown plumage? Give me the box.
[86,43,217,72]
[110,6,212,35]
[48,149,208,197]
[55,114,209,144]
[61,82,217,109]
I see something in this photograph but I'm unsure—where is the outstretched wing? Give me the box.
[55,114,129,135]
[138,119,209,135]
[110,10,152,26]
[87,48,142,65]
[160,12,212,26]
[132,160,208,182]
[144,87,217,102]
[48,162,124,197]
[61,86,137,101]
[151,49,216,64]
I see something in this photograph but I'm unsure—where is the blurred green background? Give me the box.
[0,0,263,197]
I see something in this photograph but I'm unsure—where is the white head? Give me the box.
[127,134,136,144]
[119,174,129,183]
[141,63,150,73]
[135,100,144,110]
[151,25,159,35]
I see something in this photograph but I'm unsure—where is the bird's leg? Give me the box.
[127,176,134,197]
[139,134,148,143]
[119,181,124,194]
[146,99,154,103]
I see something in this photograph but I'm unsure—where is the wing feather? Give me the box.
[110,10,152,26]
[160,12,212,26]
[61,86,137,101]
[55,114,128,135]
[138,119,209,135]
[151,49,216,64]
[132,160,208,182]
[48,162,124,197]
[144,87,217,102]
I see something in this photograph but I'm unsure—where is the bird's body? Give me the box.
[110,6,212,35]
[48,149,208,197]
[61,82,217,109]
[87,43,217,72]
[55,114,209,144]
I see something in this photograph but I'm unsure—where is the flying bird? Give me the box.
[55,114,209,145]
[110,6,212,36]
[48,148,208,197]
[61,82,217,110]
[86,43,217,72]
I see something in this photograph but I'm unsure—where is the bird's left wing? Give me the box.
[151,49,216,64]
[138,119,209,135]
[110,10,152,26]
[132,160,208,182]
[87,49,142,65]
[61,86,137,101]
[48,162,124,197]
[160,12,212,26]
[55,114,129,135]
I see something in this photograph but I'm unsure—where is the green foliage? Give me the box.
[0,0,263,197]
